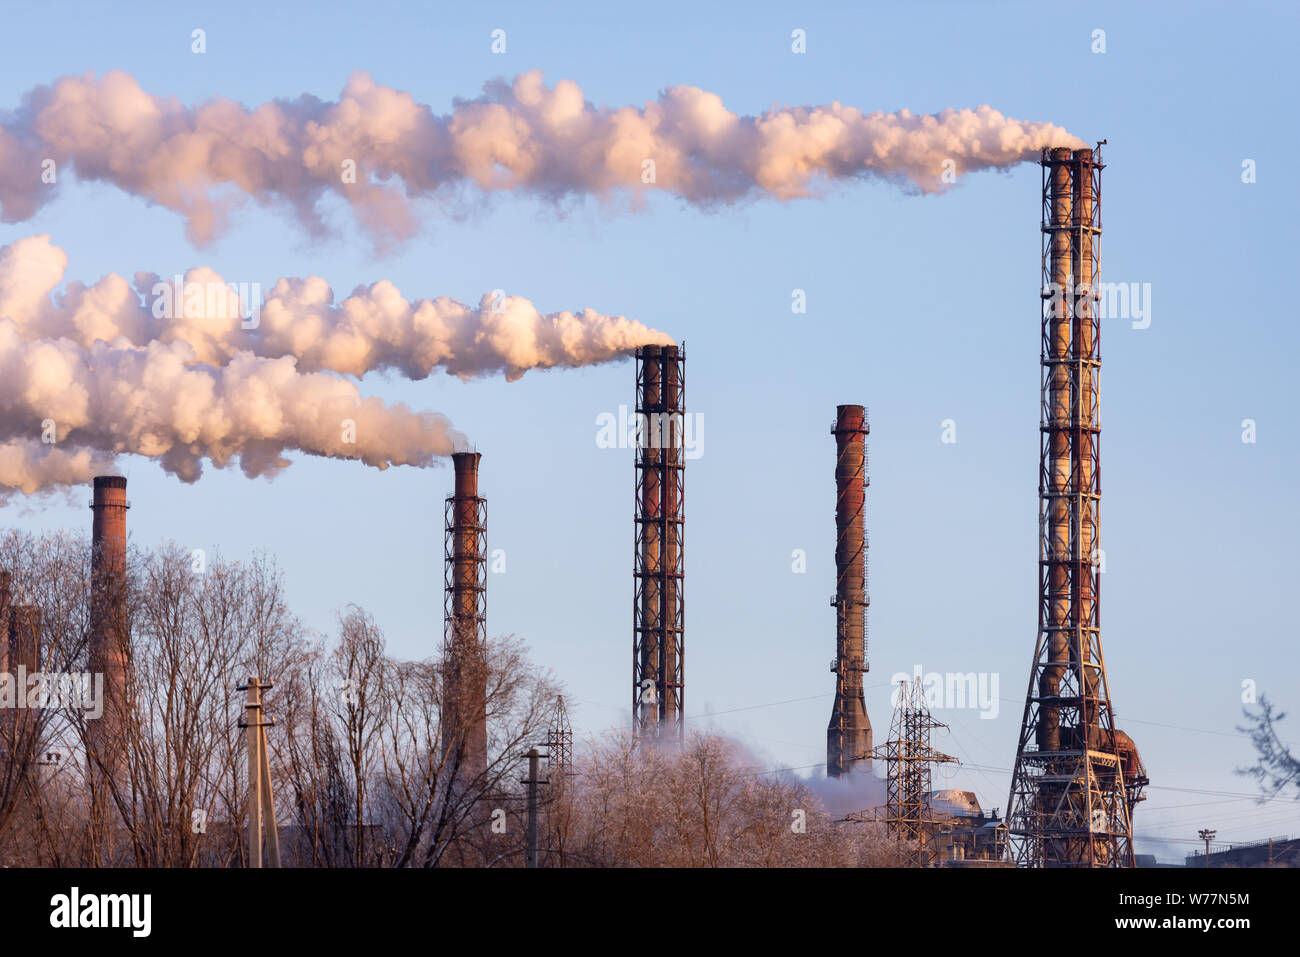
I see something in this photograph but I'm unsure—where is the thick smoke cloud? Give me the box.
[0,235,672,381]
[0,438,116,498]
[0,71,1084,245]
[0,235,671,496]
[0,322,460,495]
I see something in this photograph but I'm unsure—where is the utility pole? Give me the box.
[1198,828,1216,868]
[522,748,549,868]
[239,676,280,868]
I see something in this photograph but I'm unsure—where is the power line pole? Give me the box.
[522,747,548,868]
[1198,828,1216,868]
[239,676,280,868]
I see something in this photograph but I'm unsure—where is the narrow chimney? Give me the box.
[443,452,487,782]
[633,344,685,736]
[88,475,129,770]
[828,404,872,776]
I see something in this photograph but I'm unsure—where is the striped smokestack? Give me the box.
[827,404,872,777]
[442,452,487,782]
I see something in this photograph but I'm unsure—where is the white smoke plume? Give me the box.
[800,765,888,820]
[0,438,116,498]
[0,235,672,381]
[0,235,672,497]
[0,322,460,495]
[0,70,1085,245]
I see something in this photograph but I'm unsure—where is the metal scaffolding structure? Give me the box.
[827,404,872,776]
[545,695,573,772]
[875,680,956,867]
[1007,144,1147,867]
[633,344,685,738]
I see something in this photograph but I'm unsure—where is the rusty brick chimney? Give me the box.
[827,405,872,776]
[88,475,129,770]
[442,452,488,783]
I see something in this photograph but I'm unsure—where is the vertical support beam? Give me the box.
[661,349,684,728]
[1040,149,1072,755]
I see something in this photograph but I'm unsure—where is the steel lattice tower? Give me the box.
[633,344,685,737]
[877,680,956,867]
[546,695,573,772]
[1007,145,1145,867]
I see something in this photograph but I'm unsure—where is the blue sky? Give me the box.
[1,0,1297,860]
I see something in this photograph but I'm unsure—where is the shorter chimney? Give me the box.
[88,475,129,770]
[442,452,488,782]
[828,405,872,777]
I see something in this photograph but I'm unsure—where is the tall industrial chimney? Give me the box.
[633,344,685,737]
[1007,145,1147,867]
[88,475,129,763]
[442,451,488,783]
[827,404,872,776]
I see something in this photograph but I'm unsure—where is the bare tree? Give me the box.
[0,529,91,865]
[557,730,905,868]
[1239,694,1300,802]
[3,527,914,870]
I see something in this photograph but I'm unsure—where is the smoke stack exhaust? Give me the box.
[633,344,685,737]
[828,404,872,776]
[1007,142,1146,867]
[442,452,487,782]
[89,475,129,756]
